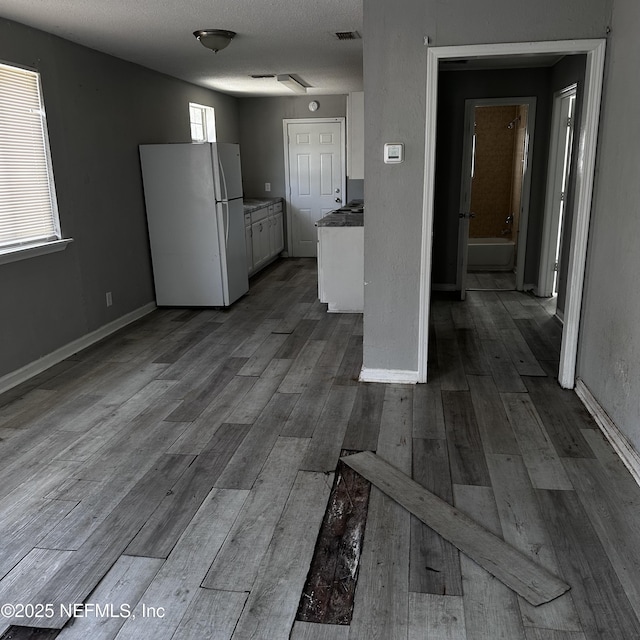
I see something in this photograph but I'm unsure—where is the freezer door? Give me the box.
[218,197,249,305]
[211,143,243,201]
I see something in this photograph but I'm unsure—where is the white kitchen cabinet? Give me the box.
[317,224,364,313]
[246,199,285,276]
[274,211,284,254]
[251,218,269,270]
[268,216,276,258]
[347,91,364,180]
[244,213,253,274]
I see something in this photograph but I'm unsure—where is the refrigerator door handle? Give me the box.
[219,156,229,202]
[224,200,229,246]
[219,156,231,245]
[217,154,230,246]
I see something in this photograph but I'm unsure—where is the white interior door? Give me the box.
[538,86,577,298]
[285,119,345,257]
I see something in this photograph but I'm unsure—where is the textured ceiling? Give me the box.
[0,0,363,96]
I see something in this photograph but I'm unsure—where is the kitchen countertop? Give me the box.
[316,204,364,228]
[243,197,282,214]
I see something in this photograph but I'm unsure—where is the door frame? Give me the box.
[537,84,577,298]
[457,96,537,296]
[282,117,346,256]
[417,39,606,388]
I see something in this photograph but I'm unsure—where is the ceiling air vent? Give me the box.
[250,74,275,79]
[334,31,361,40]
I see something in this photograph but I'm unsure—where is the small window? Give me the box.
[0,62,61,254]
[189,103,216,143]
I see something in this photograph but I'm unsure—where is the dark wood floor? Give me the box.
[1,258,639,639]
[466,269,516,291]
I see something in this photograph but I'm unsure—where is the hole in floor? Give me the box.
[296,452,371,625]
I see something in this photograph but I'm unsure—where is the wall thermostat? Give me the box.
[384,142,404,164]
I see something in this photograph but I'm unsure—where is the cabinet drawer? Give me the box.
[273,201,283,214]
[251,205,271,223]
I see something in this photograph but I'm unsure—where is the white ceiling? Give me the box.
[0,0,363,97]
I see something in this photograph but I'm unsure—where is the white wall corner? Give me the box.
[0,302,157,396]
[359,367,418,384]
[575,378,640,487]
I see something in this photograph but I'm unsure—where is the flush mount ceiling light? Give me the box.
[193,29,236,53]
[276,74,307,94]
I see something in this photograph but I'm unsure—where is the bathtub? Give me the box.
[467,237,515,271]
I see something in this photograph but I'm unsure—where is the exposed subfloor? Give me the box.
[0,258,639,639]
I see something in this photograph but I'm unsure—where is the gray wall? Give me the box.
[238,95,347,199]
[362,0,612,374]
[0,17,239,380]
[578,0,640,450]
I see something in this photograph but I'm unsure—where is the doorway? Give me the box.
[538,85,577,307]
[283,118,346,257]
[417,40,606,388]
[457,97,536,297]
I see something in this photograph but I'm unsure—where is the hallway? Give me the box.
[0,258,638,639]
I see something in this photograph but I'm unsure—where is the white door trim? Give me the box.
[457,96,537,295]
[282,117,346,256]
[538,84,577,298]
[418,39,606,388]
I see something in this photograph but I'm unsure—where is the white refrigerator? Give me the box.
[139,142,248,307]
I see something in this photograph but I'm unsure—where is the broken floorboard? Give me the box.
[340,451,570,606]
[296,457,371,625]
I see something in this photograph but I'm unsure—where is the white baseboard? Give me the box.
[359,367,418,384]
[0,302,157,396]
[575,378,640,487]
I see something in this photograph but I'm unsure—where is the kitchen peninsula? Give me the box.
[316,202,364,313]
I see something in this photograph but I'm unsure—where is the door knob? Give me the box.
[335,197,342,203]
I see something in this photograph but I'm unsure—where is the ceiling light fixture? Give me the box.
[193,29,236,53]
[276,74,307,94]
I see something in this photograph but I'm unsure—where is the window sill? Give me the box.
[0,238,74,266]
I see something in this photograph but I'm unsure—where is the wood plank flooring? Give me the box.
[341,452,570,606]
[466,270,516,291]
[0,258,639,638]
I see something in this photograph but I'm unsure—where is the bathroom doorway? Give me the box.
[457,97,536,297]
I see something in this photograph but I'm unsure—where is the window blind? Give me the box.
[0,62,60,250]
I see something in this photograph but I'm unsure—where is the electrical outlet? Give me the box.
[265,182,271,192]
[106,291,113,307]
